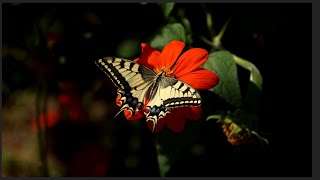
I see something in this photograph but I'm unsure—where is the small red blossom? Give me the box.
[31,109,61,131]
[57,82,87,123]
[31,82,87,131]
[116,40,219,133]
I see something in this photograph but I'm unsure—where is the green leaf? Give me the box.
[159,3,175,19]
[202,51,242,107]
[149,23,186,50]
[181,18,193,45]
[156,120,202,176]
[116,38,141,59]
[232,54,263,113]
[232,54,262,90]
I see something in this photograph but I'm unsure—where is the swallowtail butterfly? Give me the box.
[95,57,201,131]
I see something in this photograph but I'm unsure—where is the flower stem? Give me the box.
[201,4,215,39]
[212,17,231,50]
[200,36,214,46]
[35,79,49,176]
[42,80,49,162]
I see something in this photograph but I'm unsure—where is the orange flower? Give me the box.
[117,40,219,133]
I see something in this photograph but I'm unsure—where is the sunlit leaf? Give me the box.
[202,51,242,107]
[150,23,186,50]
[232,54,263,113]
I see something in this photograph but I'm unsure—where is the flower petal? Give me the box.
[160,40,185,68]
[178,68,220,90]
[165,106,202,133]
[135,43,161,70]
[174,107,202,121]
[173,48,209,78]
[165,112,186,133]
[146,106,202,133]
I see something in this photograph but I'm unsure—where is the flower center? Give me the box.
[154,66,174,77]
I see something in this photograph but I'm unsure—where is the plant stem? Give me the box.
[35,79,49,176]
[201,4,215,39]
[213,17,231,50]
[42,80,49,159]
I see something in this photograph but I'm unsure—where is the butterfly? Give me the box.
[95,57,201,131]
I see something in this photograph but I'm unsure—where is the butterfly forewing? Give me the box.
[95,57,156,116]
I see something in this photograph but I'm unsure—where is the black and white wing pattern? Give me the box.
[95,57,156,116]
[95,57,202,132]
[144,76,201,131]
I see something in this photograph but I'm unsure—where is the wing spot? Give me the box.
[132,64,139,72]
[124,62,131,68]
[115,58,122,62]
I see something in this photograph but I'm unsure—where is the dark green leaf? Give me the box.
[116,38,141,59]
[149,23,186,50]
[202,51,242,107]
[244,81,262,113]
[181,18,193,45]
[159,3,175,19]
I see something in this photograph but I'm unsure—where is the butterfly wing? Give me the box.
[95,57,156,116]
[145,76,201,131]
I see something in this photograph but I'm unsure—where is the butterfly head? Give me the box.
[154,66,174,78]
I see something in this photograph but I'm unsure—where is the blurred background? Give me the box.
[2,3,311,177]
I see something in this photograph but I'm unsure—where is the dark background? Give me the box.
[2,3,311,177]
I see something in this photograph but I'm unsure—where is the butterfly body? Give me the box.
[95,57,201,131]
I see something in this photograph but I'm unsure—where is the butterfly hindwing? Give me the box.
[145,77,201,131]
[95,57,156,116]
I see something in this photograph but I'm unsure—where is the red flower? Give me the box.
[57,82,87,123]
[116,40,219,133]
[31,109,61,131]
